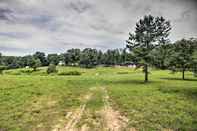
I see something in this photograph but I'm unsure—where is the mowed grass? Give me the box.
[0,66,197,130]
[0,73,97,130]
[105,70,197,130]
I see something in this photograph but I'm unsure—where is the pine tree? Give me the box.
[126,15,171,82]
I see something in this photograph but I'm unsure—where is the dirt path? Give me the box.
[53,93,92,131]
[101,87,130,131]
[53,87,134,131]
[64,93,92,131]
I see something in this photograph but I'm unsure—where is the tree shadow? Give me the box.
[102,79,159,85]
[159,77,197,99]
[160,77,197,82]
[159,86,197,100]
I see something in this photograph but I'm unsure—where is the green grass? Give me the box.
[0,74,93,130]
[106,70,197,130]
[86,87,104,111]
[0,66,197,130]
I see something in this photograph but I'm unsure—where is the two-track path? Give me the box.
[53,87,135,131]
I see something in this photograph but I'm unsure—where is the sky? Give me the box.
[0,0,197,56]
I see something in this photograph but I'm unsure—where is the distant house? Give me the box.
[58,61,65,66]
[121,62,136,68]
[128,64,136,68]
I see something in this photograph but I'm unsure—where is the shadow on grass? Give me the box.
[103,79,159,85]
[160,77,197,99]
[159,86,197,100]
[160,77,197,82]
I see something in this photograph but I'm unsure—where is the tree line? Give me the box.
[0,37,196,76]
[0,48,132,70]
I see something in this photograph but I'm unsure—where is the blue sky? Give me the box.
[0,0,197,56]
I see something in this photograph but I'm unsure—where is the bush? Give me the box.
[58,71,81,76]
[20,69,34,74]
[11,72,22,75]
[193,65,197,77]
[194,71,197,77]
[117,71,129,74]
[47,64,58,74]
[0,66,7,74]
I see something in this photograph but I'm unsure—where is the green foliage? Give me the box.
[0,48,132,69]
[66,48,81,65]
[191,45,197,77]
[80,48,98,68]
[103,49,120,65]
[0,66,7,74]
[19,69,34,74]
[1,56,22,69]
[169,39,196,79]
[150,43,173,69]
[127,15,171,82]
[28,58,42,71]
[33,51,48,66]
[194,68,197,77]
[58,71,81,76]
[47,64,57,74]
[0,52,2,65]
[47,54,60,65]
[117,71,129,74]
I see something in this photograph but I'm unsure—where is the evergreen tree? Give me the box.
[67,49,81,66]
[126,15,171,82]
[80,48,98,68]
[170,39,196,79]
[0,53,2,65]
[150,41,173,69]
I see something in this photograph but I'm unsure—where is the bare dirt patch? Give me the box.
[53,93,92,131]
[101,87,130,131]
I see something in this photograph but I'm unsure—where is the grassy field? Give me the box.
[0,67,197,131]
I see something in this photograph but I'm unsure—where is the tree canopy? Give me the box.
[126,15,171,82]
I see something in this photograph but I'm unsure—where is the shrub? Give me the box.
[12,72,21,75]
[117,72,129,74]
[194,70,197,77]
[0,66,7,74]
[193,65,197,77]
[20,69,34,74]
[47,64,58,74]
[58,71,81,76]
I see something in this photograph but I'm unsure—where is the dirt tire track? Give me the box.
[64,93,92,131]
[53,87,136,131]
[101,87,129,131]
[64,104,86,131]
[53,93,92,131]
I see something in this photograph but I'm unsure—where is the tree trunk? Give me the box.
[144,64,148,82]
[182,68,185,80]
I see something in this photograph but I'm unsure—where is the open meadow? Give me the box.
[0,66,197,131]
[1,0,197,131]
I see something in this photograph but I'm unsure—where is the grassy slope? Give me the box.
[0,67,197,130]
